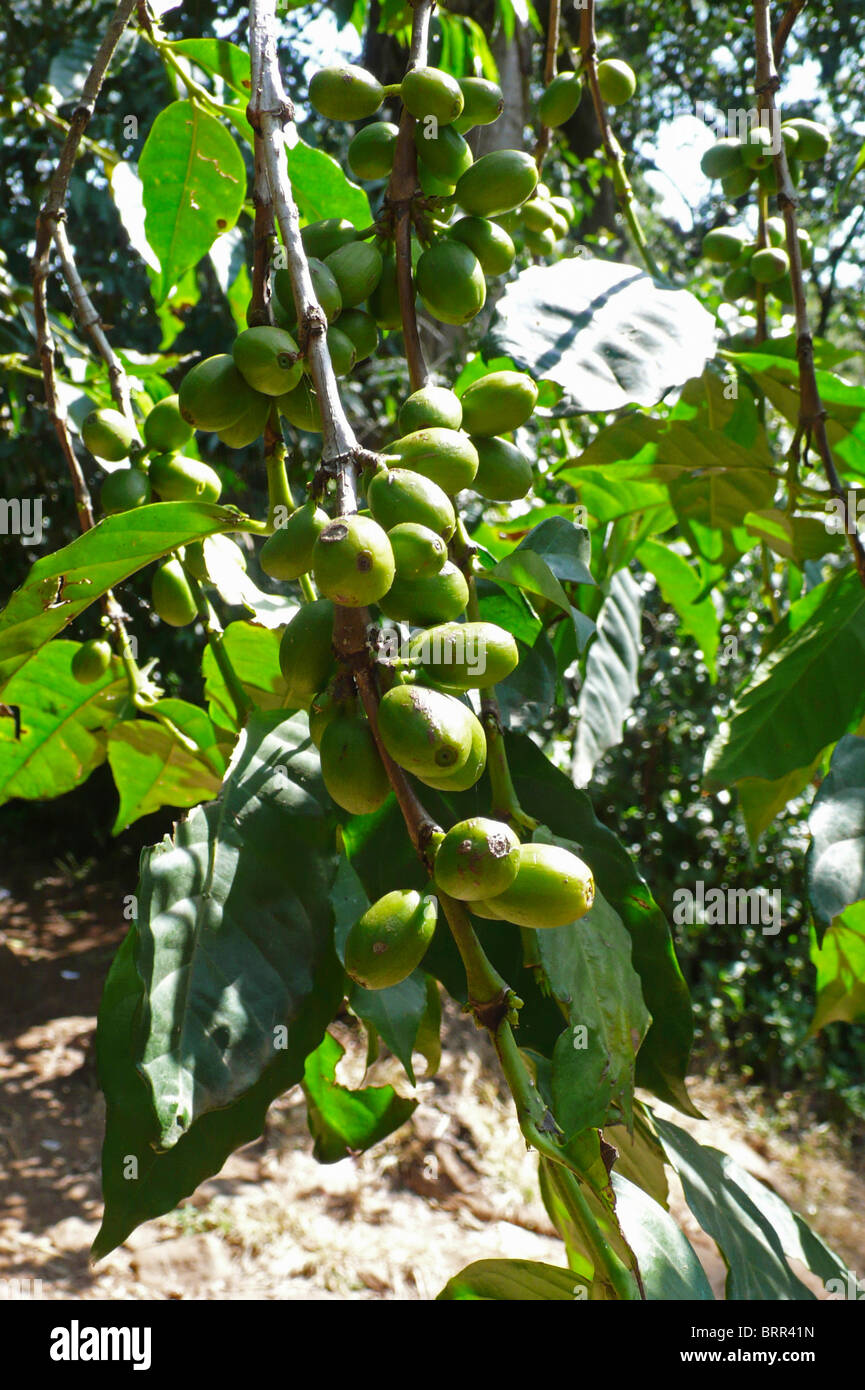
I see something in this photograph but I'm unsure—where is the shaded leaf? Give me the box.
[573,570,642,786]
[806,734,865,932]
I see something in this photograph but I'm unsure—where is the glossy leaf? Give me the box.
[134,711,341,1148]
[0,641,129,806]
[487,257,716,414]
[0,503,240,685]
[201,621,291,732]
[107,703,226,834]
[704,568,865,790]
[140,101,247,302]
[286,134,371,227]
[437,1258,587,1300]
[612,1173,714,1300]
[573,570,642,786]
[302,1032,416,1163]
[806,734,865,931]
[196,535,298,629]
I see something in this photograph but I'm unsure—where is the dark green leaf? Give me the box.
[134,711,341,1148]
[612,1173,714,1300]
[573,570,642,785]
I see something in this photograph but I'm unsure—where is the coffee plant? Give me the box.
[2,0,864,1302]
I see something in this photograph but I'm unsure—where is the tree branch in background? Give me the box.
[773,0,808,65]
[53,221,135,421]
[533,0,561,168]
[577,0,664,280]
[753,0,865,584]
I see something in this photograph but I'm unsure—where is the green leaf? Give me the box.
[573,570,642,786]
[652,1115,816,1300]
[744,509,843,563]
[810,901,865,1032]
[494,633,557,732]
[437,1258,586,1301]
[0,641,128,806]
[201,621,291,732]
[612,1173,714,1300]
[0,502,240,685]
[806,734,865,931]
[302,1032,416,1163]
[196,535,298,628]
[534,871,651,1136]
[486,258,716,414]
[492,550,594,651]
[507,735,696,1114]
[140,101,247,303]
[738,757,822,846]
[286,135,371,228]
[134,711,341,1148]
[704,568,865,790]
[638,538,719,680]
[165,38,251,99]
[92,918,341,1261]
[605,1104,669,1209]
[514,515,594,585]
[107,710,225,835]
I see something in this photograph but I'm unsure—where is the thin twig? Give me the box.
[773,0,808,65]
[577,2,664,281]
[532,0,561,168]
[754,0,865,583]
[52,220,136,422]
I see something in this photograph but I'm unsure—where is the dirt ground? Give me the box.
[1,861,863,1301]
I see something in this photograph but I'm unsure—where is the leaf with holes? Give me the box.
[140,101,247,303]
[486,257,716,415]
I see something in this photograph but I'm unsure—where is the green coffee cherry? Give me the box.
[326,325,357,377]
[700,138,745,180]
[742,125,774,170]
[450,216,515,276]
[453,77,504,133]
[338,308,379,362]
[472,436,533,501]
[418,163,456,197]
[152,559,198,627]
[414,122,473,184]
[782,118,831,162]
[215,389,270,448]
[277,378,322,433]
[521,197,559,233]
[260,499,328,580]
[455,149,539,217]
[71,638,112,685]
[751,246,789,284]
[368,252,402,328]
[482,842,595,929]
[312,514,395,607]
[398,385,463,434]
[348,121,399,181]
[401,66,463,123]
[308,683,354,748]
[721,165,756,199]
[179,354,259,432]
[702,228,750,263]
[367,467,456,540]
[149,453,222,503]
[408,621,518,691]
[378,684,480,778]
[459,370,538,437]
[538,71,582,128]
[345,889,438,991]
[232,326,302,396]
[722,265,756,300]
[525,227,557,257]
[434,817,520,901]
[415,712,486,792]
[82,407,135,462]
[101,467,152,514]
[320,713,390,815]
[309,64,384,121]
[384,427,479,495]
[278,600,335,709]
[416,240,486,326]
[301,218,359,261]
[388,521,448,580]
[766,217,786,248]
[325,241,383,309]
[274,258,342,325]
[597,59,636,106]
[378,560,469,626]
[143,394,193,453]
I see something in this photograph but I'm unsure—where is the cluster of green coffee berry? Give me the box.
[343,827,595,992]
[702,215,814,304]
[700,116,831,199]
